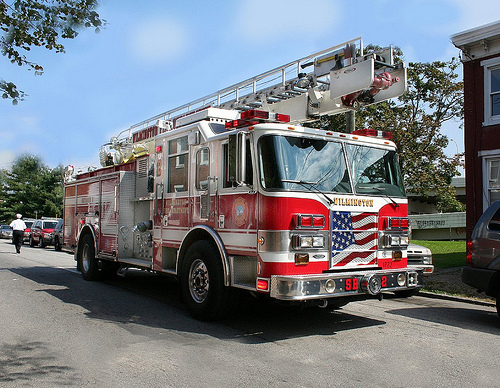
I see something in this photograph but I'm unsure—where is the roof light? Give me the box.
[352,128,393,140]
[225,119,258,129]
[240,109,290,123]
[226,110,290,129]
[241,110,268,120]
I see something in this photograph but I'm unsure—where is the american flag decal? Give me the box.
[331,211,378,267]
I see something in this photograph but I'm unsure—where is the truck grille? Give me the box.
[331,211,378,268]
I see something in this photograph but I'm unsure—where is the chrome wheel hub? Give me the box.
[189,259,209,303]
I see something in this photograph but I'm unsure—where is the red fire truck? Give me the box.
[63,38,422,320]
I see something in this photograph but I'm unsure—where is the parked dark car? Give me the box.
[53,219,63,251]
[29,218,60,248]
[463,201,500,318]
[0,224,13,239]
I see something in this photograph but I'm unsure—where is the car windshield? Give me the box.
[258,134,405,197]
[345,143,405,197]
[43,221,58,229]
[25,221,33,228]
[258,135,352,193]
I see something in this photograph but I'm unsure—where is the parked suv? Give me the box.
[53,219,64,251]
[29,218,60,248]
[463,201,500,318]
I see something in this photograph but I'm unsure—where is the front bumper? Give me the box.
[270,268,423,300]
[408,264,434,275]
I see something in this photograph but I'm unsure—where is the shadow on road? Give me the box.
[0,340,75,385]
[9,265,385,343]
[386,303,500,335]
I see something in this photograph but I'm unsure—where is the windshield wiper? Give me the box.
[358,185,399,207]
[282,179,334,206]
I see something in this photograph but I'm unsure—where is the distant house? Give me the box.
[451,21,500,239]
[408,177,466,241]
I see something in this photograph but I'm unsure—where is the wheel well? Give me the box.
[178,226,230,286]
[487,271,500,297]
[77,226,97,257]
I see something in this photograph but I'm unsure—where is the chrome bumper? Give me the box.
[270,269,423,300]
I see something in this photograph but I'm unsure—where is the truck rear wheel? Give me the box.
[78,234,99,281]
[180,240,234,321]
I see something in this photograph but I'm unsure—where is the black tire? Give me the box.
[78,234,99,281]
[180,240,234,321]
[394,289,420,298]
[327,298,349,310]
[40,238,45,248]
[54,237,62,251]
[29,236,35,247]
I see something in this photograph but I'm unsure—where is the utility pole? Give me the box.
[346,111,355,133]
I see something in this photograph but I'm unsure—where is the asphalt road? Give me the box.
[0,239,498,387]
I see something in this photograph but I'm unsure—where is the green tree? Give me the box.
[1,0,105,104]
[0,154,63,223]
[318,57,465,213]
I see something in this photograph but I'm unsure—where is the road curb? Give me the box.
[420,291,496,307]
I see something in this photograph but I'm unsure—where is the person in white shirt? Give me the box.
[10,214,27,254]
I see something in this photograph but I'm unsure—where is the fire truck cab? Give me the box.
[63,38,426,320]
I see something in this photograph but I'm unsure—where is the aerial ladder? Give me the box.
[98,37,406,168]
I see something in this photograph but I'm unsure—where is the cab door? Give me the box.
[191,145,216,228]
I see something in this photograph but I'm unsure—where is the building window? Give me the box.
[482,57,500,126]
[481,152,500,210]
[488,158,500,204]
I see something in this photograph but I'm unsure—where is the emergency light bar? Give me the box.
[352,128,393,140]
[225,110,290,129]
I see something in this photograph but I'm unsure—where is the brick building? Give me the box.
[451,21,500,239]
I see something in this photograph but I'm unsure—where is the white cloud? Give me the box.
[128,19,189,65]
[0,150,15,169]
[235,0,340,42]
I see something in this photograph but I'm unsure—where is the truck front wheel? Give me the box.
[180,240,234,321]
[78,234,99,281]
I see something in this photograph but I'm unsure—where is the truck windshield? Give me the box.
[258,135,352,193]
[345,143,405,197]
[258,135,405,197]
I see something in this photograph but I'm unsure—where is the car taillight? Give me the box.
[466,240,473,265]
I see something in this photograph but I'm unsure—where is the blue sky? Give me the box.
[0,0,498,170]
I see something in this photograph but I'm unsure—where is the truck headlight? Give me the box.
[380,233,409,248]
[294,234,325,249]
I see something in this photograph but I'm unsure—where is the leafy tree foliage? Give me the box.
[317,57,464,213]
[0,155,63,223]
[1,0,105,104]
